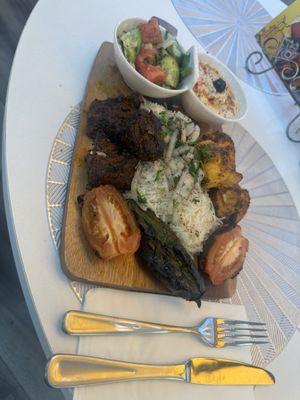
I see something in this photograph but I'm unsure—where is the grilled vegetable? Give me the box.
[128,199,205,306]
[202,226,249,285]
[161,54,180,88]
[81,186,141,260]
[209,185,250,227]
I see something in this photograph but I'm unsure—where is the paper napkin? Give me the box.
[74,288,254,400]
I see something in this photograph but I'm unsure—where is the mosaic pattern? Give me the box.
[47,106,300,366]
[172,0,287,95]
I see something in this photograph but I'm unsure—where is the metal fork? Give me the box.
[63,311,269,348]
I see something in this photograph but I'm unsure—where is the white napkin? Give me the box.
[74,288,254,400]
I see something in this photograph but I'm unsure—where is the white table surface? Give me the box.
[2,0,300,399]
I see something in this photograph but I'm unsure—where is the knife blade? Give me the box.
[189,357,274,385]
[46,354,275,388]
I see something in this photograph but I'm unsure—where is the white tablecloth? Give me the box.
[2,1,300,399]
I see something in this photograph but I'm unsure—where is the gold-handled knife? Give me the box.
[46,354,275,388]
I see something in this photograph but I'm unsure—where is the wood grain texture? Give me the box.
[61,41,236,300]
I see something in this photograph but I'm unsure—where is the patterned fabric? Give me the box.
[172,0,287,95]
[47,106,300,367]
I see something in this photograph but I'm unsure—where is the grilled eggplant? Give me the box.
[128,200,205,306]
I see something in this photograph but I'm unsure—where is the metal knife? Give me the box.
[46,354,275,388]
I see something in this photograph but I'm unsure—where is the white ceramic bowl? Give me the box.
[114,18,199,98]
[181,53,247,125]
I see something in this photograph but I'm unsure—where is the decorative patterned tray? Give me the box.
[172,0,288,95]
[47,105,300,367]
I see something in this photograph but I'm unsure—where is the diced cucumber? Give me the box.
[181,53,190,68]
[120,28,141,64]
[180,53,192,80]
[166,39,183,62]
[161,55,180,88]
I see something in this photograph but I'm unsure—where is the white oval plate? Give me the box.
[47,105,300,367]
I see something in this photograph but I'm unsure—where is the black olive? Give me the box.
[213,78,226,93]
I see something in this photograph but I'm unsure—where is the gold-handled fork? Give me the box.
[63,311,269,347]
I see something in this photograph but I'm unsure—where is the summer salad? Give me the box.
[118,17,192,89]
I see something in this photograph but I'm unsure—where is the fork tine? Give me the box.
[221,319,266,326]
[218,327,267,333]
[223,340,269,347]
[220,333,268,339]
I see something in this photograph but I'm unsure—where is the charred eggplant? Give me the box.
[128,200,205,306]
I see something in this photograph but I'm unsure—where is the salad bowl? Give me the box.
[114,17,198,98]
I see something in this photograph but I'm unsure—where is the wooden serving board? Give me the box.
[61,41,236,300]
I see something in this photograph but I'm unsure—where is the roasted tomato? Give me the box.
[139,17,162,45]
[203,226,248,285]
[81,185,141,260]
[135,57,167,85]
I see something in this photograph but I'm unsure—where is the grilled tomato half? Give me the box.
[203,226,248,285]
[81,185,141,260]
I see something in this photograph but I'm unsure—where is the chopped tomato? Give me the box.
[135,60,167,85]
[203,226,248,285]
[81,185,141,260]
[139,47,158,64]
[139,17,162,45]
[134,54,145,71]
[135,48,158,70]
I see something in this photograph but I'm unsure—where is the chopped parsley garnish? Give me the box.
[189,143,212,181]
[154,170,163,181]
[188,160,200,181]
[173,199,179,208]
[180,120,187,129]
[192,198,200,204]
[161,126,169,137]
[175,139,184,148]
[195,143,212,163]
[159,111,169,126]
[173,176,180,186]
[137,191,147,204]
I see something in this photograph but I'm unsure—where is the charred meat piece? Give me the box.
[210,132,236,169]
[86,93,142,140]
[128,199,205,306]
[202,226,249,285]
[200,142,242,189]
[209,185,250,227]
[200,132,235,160]
[86,136,138,191]
[196,131,241,189]
[121,109,164,161]
[196,134,241,190]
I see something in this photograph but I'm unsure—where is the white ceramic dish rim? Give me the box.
[114,17,198,95]
[189,52,248,123]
